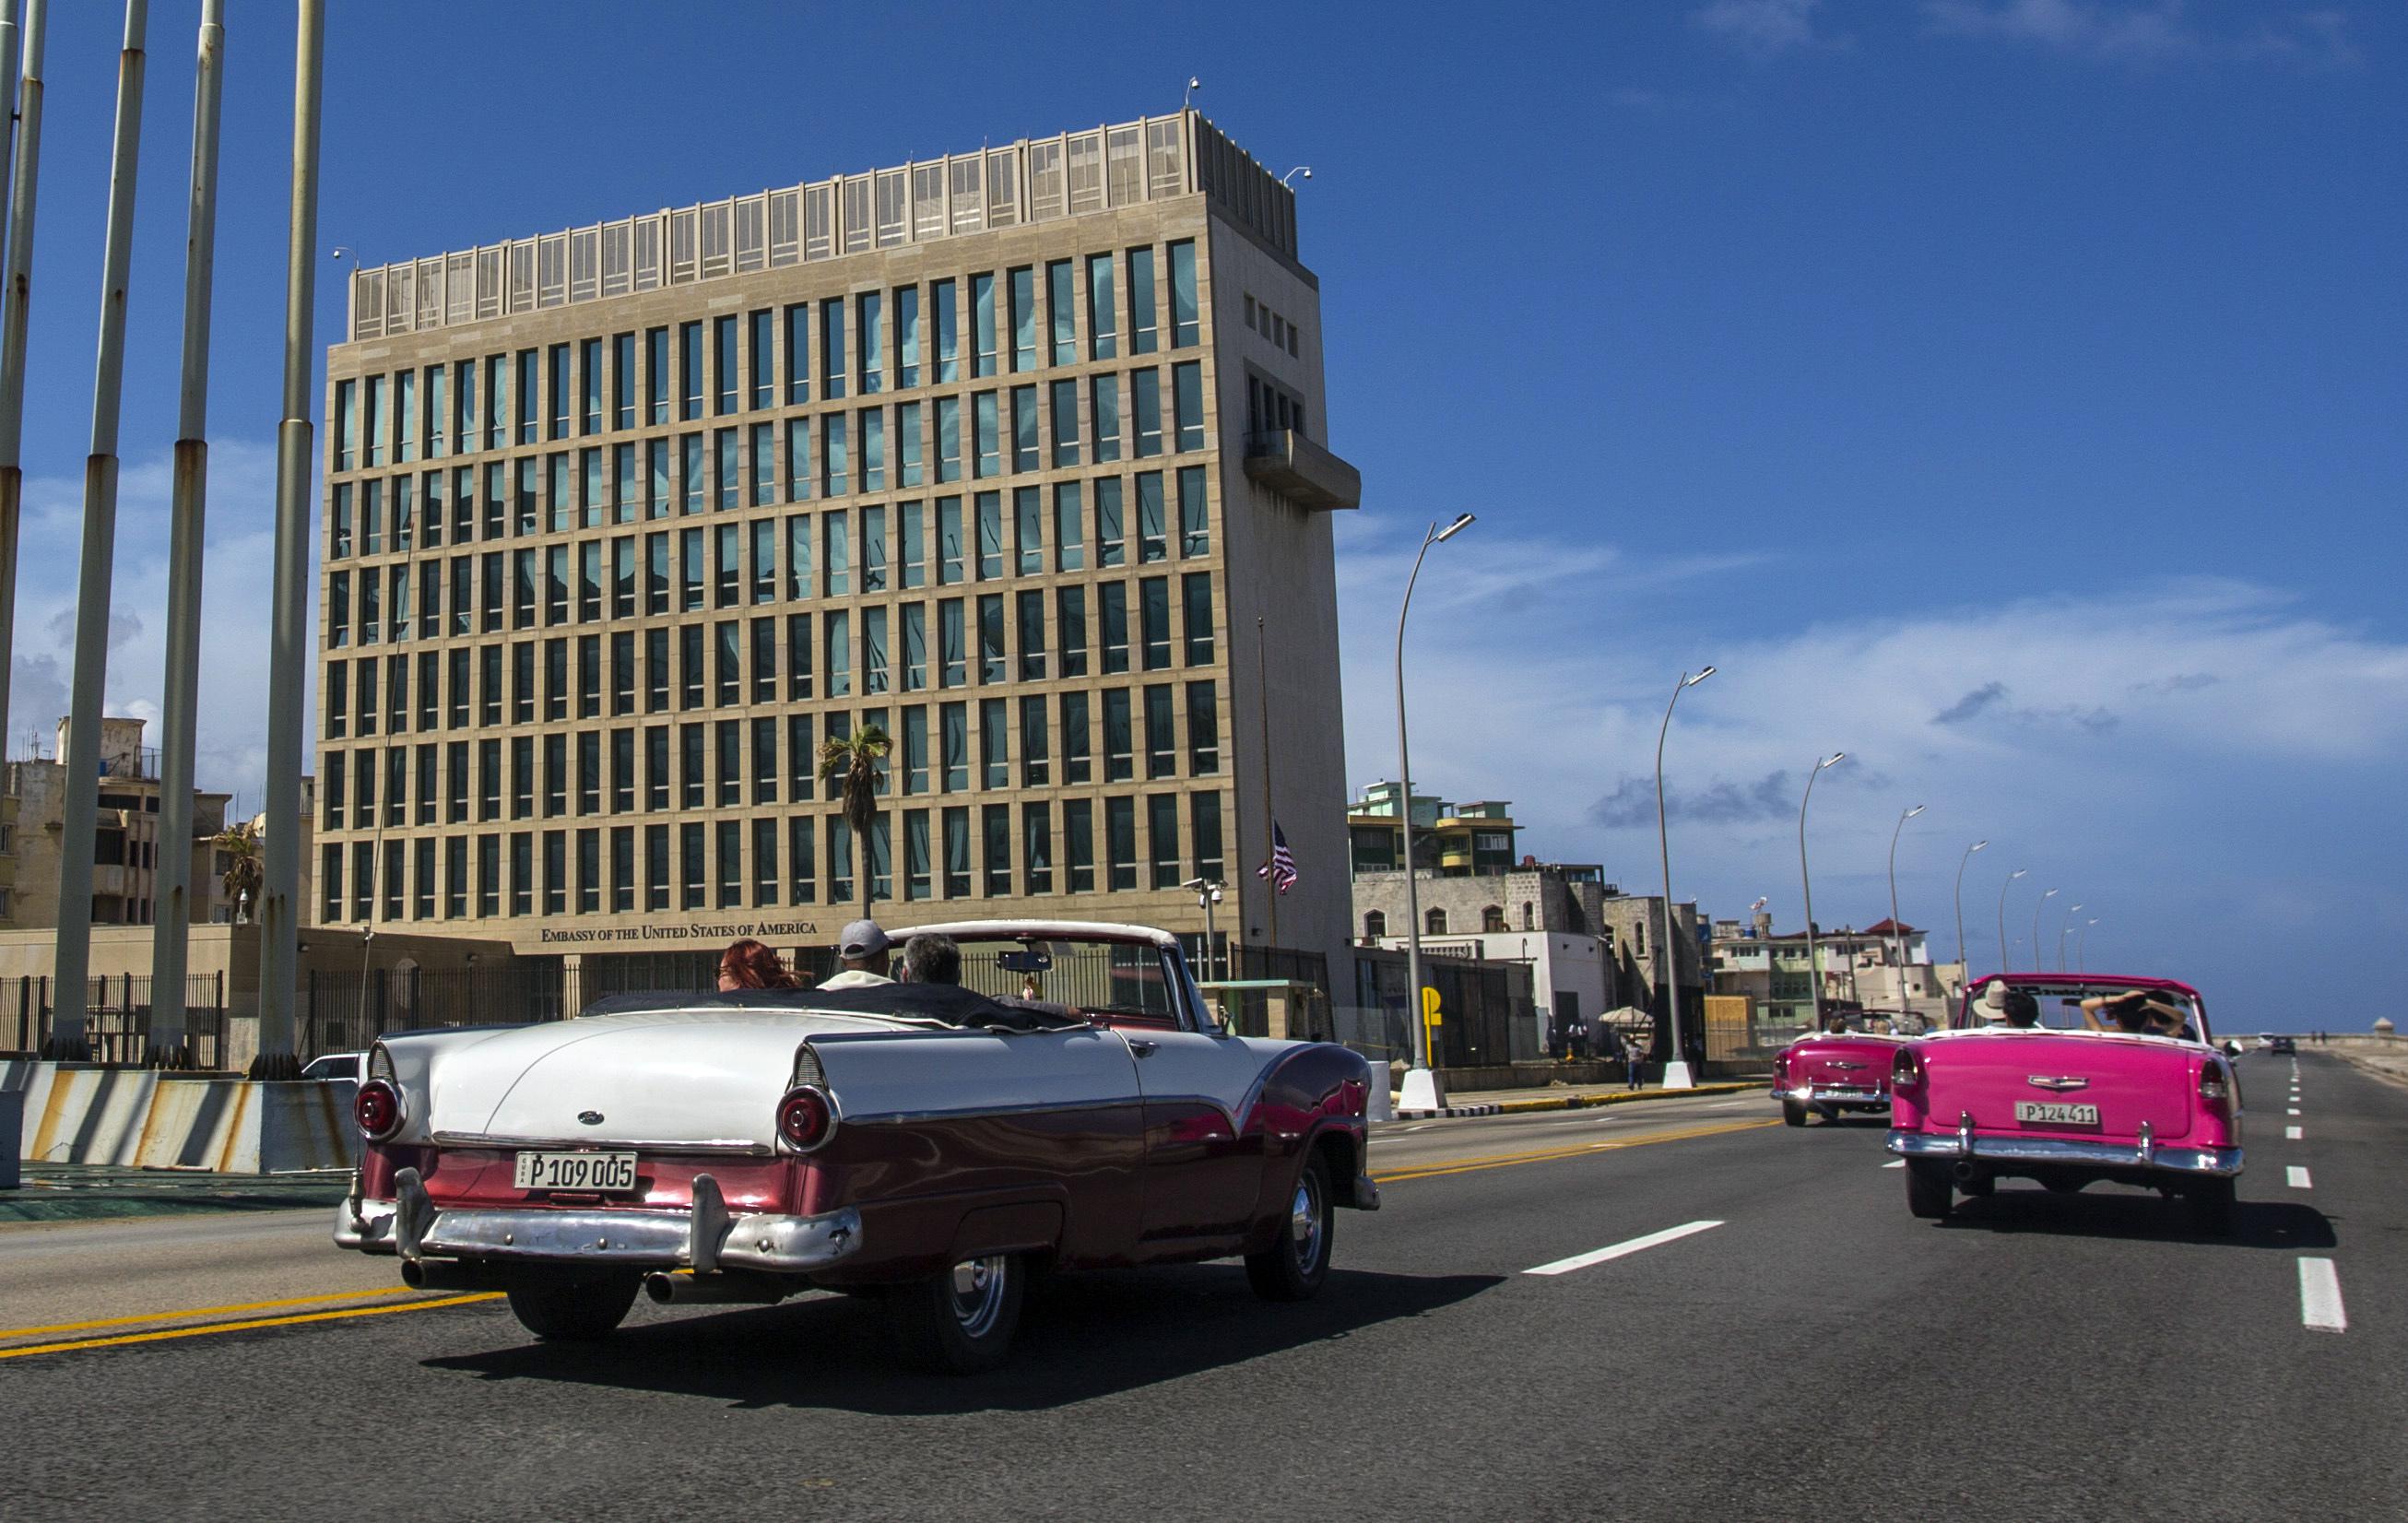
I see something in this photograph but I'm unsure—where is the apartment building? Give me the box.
[317,111,1358,993]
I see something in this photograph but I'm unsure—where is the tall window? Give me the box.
[1086,253,1117,360]
[1048,260,1077,366]
[1168,240,1199,348]
[1127,246,1158,355]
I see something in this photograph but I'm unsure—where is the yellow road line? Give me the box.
[0,1287,422,1341]
[0,1293,502,1362]
[1374,1119,1779,1183]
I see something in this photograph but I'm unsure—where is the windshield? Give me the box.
[939,936,1184,1021]
[1962,979,2206,1042]
[1813,1011,1927,1037]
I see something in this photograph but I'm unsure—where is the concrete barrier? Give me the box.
[6,1062,357,1175]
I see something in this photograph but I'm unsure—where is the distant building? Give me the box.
[1711,908,1957,1033]
[2,718,233,930]
[1345,781,1517,876]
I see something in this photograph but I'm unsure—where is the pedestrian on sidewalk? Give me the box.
[1625,1034,1647,1090]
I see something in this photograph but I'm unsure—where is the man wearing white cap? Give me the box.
[819,920,894,989]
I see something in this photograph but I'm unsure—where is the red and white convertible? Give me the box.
[335,921,1379,1371]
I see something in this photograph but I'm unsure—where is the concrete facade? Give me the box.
[318,112,1356,994]
[2,718,233,931]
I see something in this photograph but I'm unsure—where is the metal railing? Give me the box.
[4,974,228,1068]
[302,964,565,1060]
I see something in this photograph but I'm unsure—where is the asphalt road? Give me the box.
[1,1053,2393,1522]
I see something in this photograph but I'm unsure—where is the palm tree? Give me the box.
[212,821,264,923]
[817,724,891,919]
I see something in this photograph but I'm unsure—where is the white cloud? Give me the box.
[1921,0,2361,67]
[1694,0,1837,56]
[7,438,301,812]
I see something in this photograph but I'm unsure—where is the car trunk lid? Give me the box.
[1924,1032,2197,1141]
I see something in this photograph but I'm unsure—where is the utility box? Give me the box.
[0,1089,20,1189]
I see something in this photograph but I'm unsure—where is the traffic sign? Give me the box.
[1421,986,1442,1024]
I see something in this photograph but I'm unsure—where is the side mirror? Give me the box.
[2222,1041,2242,1059]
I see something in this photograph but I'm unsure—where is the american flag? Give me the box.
[1257,821,1298,895]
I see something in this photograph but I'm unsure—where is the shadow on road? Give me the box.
[1934,1190,2335,1249]
[423,1264,1503,1412]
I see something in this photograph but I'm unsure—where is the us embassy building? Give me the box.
[316,111,1359,1005]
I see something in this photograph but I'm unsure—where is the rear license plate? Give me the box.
[2014,1102,2100,1127]
[513,1151,639,1192]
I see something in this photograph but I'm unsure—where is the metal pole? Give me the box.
[1997,868,2024,975]
[1653,669,1710,1090]
[0,0,39,754]
[1952,840,1985,1002]
[1885,805,1922,1013]
[2031,888,2055,978]
[1397,528,1434,1080]
[2055,902,2081,972]
[148,0,226,1066]
[257,0,323,1078]
[51,0,149,1057]
[0,2,18,273]
[1798,758,1836,1030]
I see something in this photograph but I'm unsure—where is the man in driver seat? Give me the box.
[820,921,895,989]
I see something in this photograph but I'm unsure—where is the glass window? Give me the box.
[1173,360,1205,452]
[933,277,960,383]
[1140,578,1171,670]
[901,603,927,691]
[983,804,1012,895]
[581,336,603,434]
[1186,680,1220,773]
[898,499,926,587]
[859,407,884,491]
[1178,465,1210,557]
[785,418,811,502]
[1048,260,1077,366]
[935,396,962,482]
[396,370,419,462]
[786,817,815,905]
[645,327,669,424]
[783,303,809,406]
[979,698,1009,788]
[1009,266,1036,372]
[1144,685,1176,777]
[1017,589,1046,680]
[1099,584,1128,675]
[976,593,1006,683]
[612,332,637,430]
[823,509,850,596]
[1061,691,1092,784]
[824,609,851,697]
[902,706,929,793]
[715,429,740,512]
[364,373,386,466]
[862,503,888,592]
[1050,379,1080,467]
[1066,797,1095,891]
[1091,374,1121,462]
[1053,481,1085,572]
[973,392,999,478]
[786,613,812,698]
[895,285,922,389]
[1135,472,1167,562]
[940,702,969,792]
[1183,572,1214,665]
[1106,797,1138,890]
[820,297,847,400]
[1127,246,1157,355]
[518,349,542,443]
[1056,586,1088,679]
[1169,240,1198,348]
[863,607,890,695]
[896,401,924,487]
[750,308,775,411]
[1131,370,1163,457]
[1149,794,1182,887]
[1020,694,1049,786]
[1191,792,1223,880]
[1095,477,1125,566]
[972,273,997,377]
[943,807,971,896]
[1103,689,1133,781]
[681,434,705,514]
[1086,254,1117,360]
[751,422,776,507]
[678,323,702,419]
[333,379,356,471]
[903,809,932,900]
[974,494,1003,580]
[857,291,884,395]
[937,498,964,584]
[1022,802,1053,893]
[1014,488,1044,575]
[1011,385,1038,473]
[822,414,848,497]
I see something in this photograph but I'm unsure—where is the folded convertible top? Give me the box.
[581,981,1088,1032]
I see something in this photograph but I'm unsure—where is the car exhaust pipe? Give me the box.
[400,1257,513,1292]
[643,1270,791,1306]
[1952,1161,1980,1185]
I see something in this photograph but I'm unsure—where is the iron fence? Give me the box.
[302,964,566,1060]
[3,974,229,1068]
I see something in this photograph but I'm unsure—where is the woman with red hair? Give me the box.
[717,939,803,991]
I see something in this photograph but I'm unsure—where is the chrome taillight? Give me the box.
[2199,1061,2229,1108]
[776,1086,837,1152]
[355,1079,405,1141]
[1892,1047,1924,1089]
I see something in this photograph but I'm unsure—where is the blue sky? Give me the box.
[6,1,2401,1026]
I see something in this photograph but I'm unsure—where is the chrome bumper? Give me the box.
[338,1169,864,1275]
[1887,1126,2243,1177]
[1775,1085,1890,1105]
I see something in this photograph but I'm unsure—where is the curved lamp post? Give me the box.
[1798,752,1847,1029]
[1953,840,1988,1001]
[2032,888,2059,976]
[1654,666,1715,1089]
[2056,902,2083,972]
[1885,804,1925,1013]
[1396,514,1474,1114]
[1997,868,2027,974]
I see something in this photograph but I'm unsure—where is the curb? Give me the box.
[1384,1080,1765,1123]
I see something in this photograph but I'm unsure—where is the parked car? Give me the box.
[334,920,1379,1372]
[1888,974,2244,1232]
[301,1052,363,1082]
[1771,1012,1912,1126]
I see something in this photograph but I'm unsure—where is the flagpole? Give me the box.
[1257,615,1276,949]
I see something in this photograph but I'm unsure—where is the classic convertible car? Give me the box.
[1888,974,2244,1232]
[334,920,1379,1371]
[1771,1011,1914,1126]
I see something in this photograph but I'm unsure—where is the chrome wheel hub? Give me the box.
[947,1254,1008,1337]
[1289,1175,1325,1273]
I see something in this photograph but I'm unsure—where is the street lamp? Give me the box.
[1996,868,2027,974]
[1885,804,1925,1014]
[2078,917,2098,972]
[1396,514,1475,1113]
[1182,876,1226,982]
[2032,888,2059,975]
[1798,752,1847,1031]
[2056,902,2083,972]
[1280,165,1313,186]
[1653,666,1715,1089]
[1953,840,1988,1000]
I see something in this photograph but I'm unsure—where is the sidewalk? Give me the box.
[1393,1078,1765,1120]
[0,1163,352,1225]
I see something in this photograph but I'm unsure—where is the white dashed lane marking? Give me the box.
[2287,1126,2304,1140]
[2299,1258,2347,1333]
[1525,1221,1723,1276]
[2287,1166,2312,1188]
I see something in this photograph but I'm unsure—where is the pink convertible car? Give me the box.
[1888,974,2245,1233]
[1772,1011,1920,1126]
